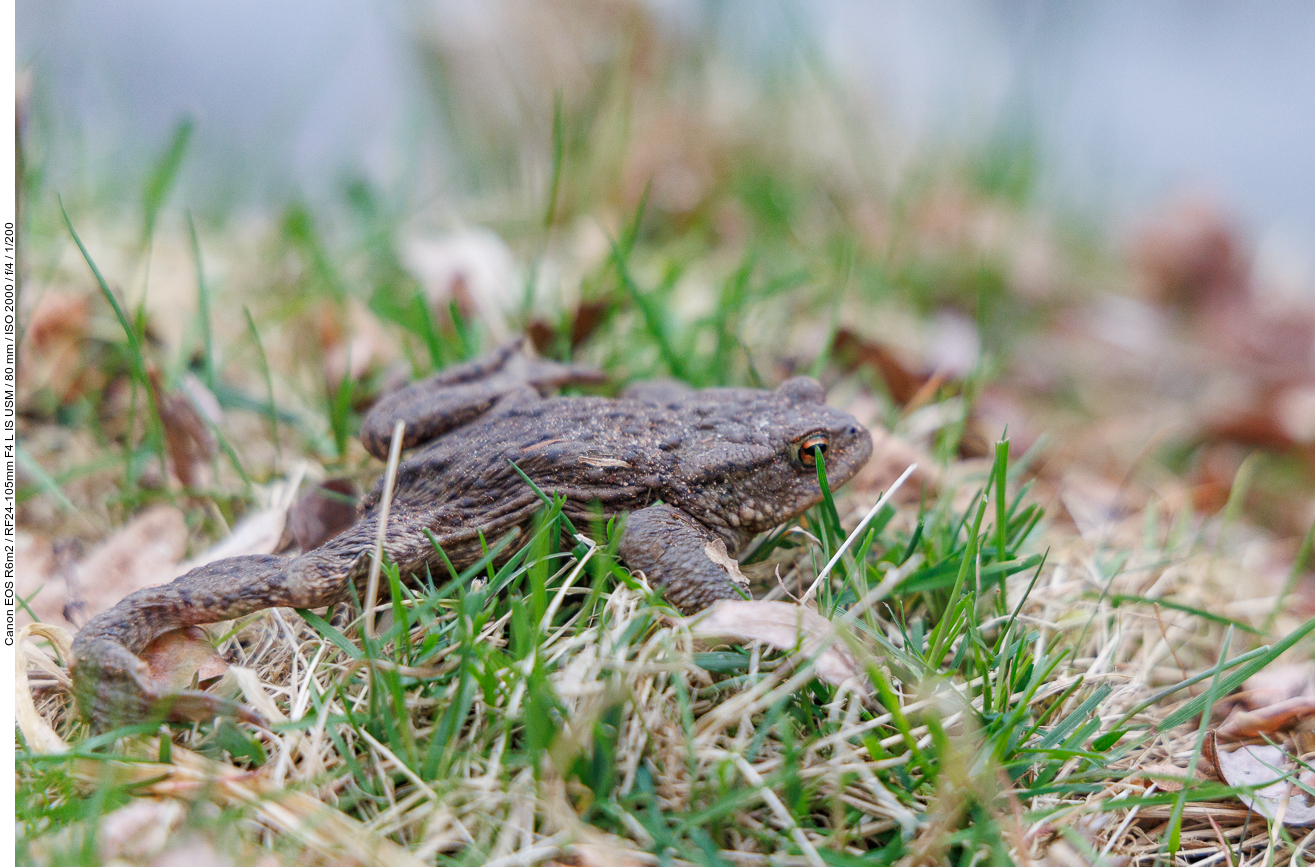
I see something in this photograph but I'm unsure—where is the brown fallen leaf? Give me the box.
[149,368,218,489]
[832,328,931,406]
[1205,730,1315,826]
[57,505,190,627]
[140,626,230,694]
[1131,195,1250,313]
[526,297,614,353]
[19,290,95,406]
[1218,697,1315,740]
[26,474,301,630]
[1238,662,1315,708]
[693,600,864,688]
[288,478,359,552]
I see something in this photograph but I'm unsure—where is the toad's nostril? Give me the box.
[847,425,861,436]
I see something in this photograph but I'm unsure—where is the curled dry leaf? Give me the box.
[1218,697,1315,740]
[289,478,359,551]
[832,328,930,406]
[1205,731,1315,826]
[149,368,219,489]
[140,626,231,695]
[692,600,864,688]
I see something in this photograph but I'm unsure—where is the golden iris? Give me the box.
[799,432,829,466]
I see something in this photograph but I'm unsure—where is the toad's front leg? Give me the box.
[70,552,353,729]
[617,504,749,614]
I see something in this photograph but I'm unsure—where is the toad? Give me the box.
[70,340,873,726]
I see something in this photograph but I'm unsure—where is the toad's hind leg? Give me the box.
[70,551,356,729]
[360,338,604,459]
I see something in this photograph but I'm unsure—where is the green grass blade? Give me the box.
[187,212,216,390]
[60,199,166,474]
[242,306,281,455]
[142,117,194,240]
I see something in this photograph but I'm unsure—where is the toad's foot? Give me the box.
[71,553,352,730]
[618,504,749,613]
[71,636,262,728]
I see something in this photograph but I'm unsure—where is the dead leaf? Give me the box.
[701,540,750,594]
[1238,663,1315,708]
[1131,195,1249,312]
[140,626,230,694]
[1214,658,1315,731]
[289,478,359,551]
[832,328,931,406]
[175,474,303,572]
[24,474,300,628]
[1218,697,1315,740]
[693,600,863,688]
[96,799,187,862]
[527,297,614,353]
[19,291,95,405]
[149,368,218,489]
[1206,730,1315,825]
[58,505,189,627]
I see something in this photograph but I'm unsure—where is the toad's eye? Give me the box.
[799,432,829,467]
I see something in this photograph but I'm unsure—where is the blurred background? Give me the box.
[19,0,1315,259]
